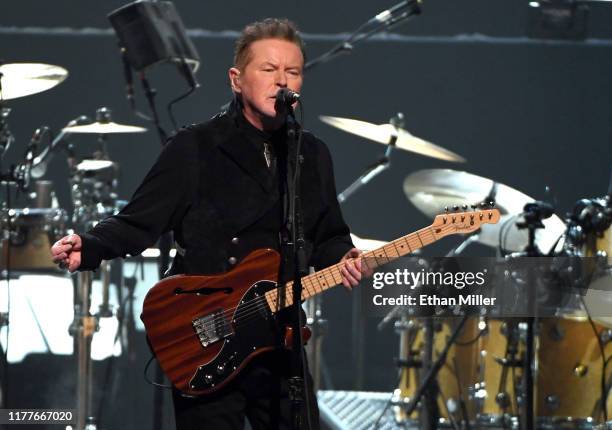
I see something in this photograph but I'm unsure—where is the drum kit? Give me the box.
[320,113,612,429]
[0,62,147,429]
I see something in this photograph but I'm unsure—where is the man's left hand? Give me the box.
[340,247,364,290]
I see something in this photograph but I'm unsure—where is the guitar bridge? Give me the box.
[192,309,233,347]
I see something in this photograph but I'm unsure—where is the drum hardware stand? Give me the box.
[421,316,439,430]
[391,316,422,425]
[515,201,552,430]
[403,314,470,428]
[0,311,7,409]
[93,108,112,160]
[0,106,14,160]
[337,113,403,204]
[98,261,113,318]
[339,113,403,390]
[305,294,328,392]
[0,65,16,160]
[69,271,99,430]
[493,320,523,418]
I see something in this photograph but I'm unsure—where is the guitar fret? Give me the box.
[391,240,402,257]
[415,232,424,247]
[326,270,338,290]
[407,235,421,250]
[317,273,329,290]
[364,250,380,270]
[399,237,411,254]
[309,276,322,294]
[305,277,317,296]
[373,250,388,266]
[324,269,336,286]
[306,277,317,296]
[419,228,435,246]
[361,256,373,273]
[384,243,399,258]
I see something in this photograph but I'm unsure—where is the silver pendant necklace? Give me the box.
[263,142,272,168]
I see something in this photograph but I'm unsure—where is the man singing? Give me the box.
[51,18,363,429]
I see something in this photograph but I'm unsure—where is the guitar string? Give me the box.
[189,222,466,334]
[208,211,497,333]
[191,217,486,335]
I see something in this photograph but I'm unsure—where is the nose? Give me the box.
[275,69,287,87]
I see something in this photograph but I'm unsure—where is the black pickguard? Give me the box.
[188,280,282,391]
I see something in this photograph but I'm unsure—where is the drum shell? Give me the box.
[536,317,612,421]
[0,208,67,271]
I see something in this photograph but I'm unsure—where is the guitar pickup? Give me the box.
[192,309,233,348]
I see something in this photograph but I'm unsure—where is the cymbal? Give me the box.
[319,115,465,163]
[350,233,388,252]
[403,169,566,253]
[0,63,68,101]
[76,160,116,171]
[63,121,147,134]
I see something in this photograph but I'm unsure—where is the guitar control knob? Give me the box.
[216,364,225,374]
[205,374,213,384]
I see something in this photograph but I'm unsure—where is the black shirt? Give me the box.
[79,99,354,276]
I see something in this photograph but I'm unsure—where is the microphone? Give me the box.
[275,88,300,105]
[29,127,44,147]
[121,47,135,106]
[16,128,44,188]
[31,116,89,179]
[367,0,421,26]
[523,201,555,220]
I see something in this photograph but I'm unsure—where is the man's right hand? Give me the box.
[51,234,82,272]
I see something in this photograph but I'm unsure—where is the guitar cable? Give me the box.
[144,355,173,390]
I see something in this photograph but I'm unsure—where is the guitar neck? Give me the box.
[264,226,437,312]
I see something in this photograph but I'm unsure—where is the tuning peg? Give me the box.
[453,205,459,212]
[489,201,495,208]
[480,202,487,209]
[462,204,468,210]
[444,206,449,213]
[471,204,478,211]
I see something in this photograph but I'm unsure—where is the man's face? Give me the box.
[229,38,304,130]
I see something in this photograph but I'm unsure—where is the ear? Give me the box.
[228,67,241,93]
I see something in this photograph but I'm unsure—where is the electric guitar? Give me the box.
[141,208,500,396]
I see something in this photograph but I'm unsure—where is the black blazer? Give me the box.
[80,103,354,276]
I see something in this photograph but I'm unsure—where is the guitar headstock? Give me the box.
[430,204,501,239]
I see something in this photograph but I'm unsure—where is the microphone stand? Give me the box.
[515,203,549,430]
[305,1,422,71]
[151,111,172,430]
[282,105,311,430]
[337,113,404,204]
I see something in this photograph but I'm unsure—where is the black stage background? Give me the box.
[1,1,612,428]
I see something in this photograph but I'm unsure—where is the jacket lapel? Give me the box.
[217,124,275,195]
